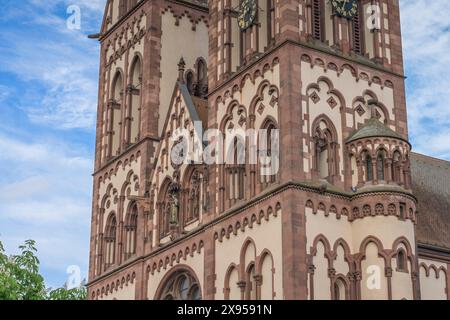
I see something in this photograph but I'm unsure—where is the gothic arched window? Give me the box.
[225,136,246,203]
[158,269,202,300]
[124,202,138,259]
[365,154,373,181]
[312,118,338,182]
[184,58,208,98]
[186,169,202,222]
[128,56,142,144]
[104,213,117,269]
[333,282,340,300]
[159,179,176,238]
[259,120,278,186]
[110,71,124,157]
[197,59,207,84]
[396,249,407,272]
[392,151,402,183]
[186,71,195,95]
[376,150,386,181]
[333,278,347,300]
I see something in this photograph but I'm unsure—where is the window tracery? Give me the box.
[104,213,117,269]
[124,202,138,259]
[159,270,202,300]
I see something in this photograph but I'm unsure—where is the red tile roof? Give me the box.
[411,153,450,250]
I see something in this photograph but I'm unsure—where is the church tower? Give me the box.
[88,0,209,299]
[206,0,417,300]
[88,0,449,301]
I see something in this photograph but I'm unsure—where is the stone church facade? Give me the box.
[87,0,450,300]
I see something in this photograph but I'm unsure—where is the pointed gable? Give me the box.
[148,81,208,244]
[150,81,208,193]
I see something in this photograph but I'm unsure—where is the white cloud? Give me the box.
[0,1,104,130]
[0,131,93,286]
[400,0,450,160]
[0,0,106,288]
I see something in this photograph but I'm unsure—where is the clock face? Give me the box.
[331,0,358,19]
[170,139,188,168]
[238,0,257,30]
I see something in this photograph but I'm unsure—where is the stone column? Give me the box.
[385,266,393,300]
[237,281,247,300]
[385,159,393,183]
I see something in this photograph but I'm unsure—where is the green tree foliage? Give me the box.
[48,287,87,300]
[0,240,47,300]
[0,239,86,300]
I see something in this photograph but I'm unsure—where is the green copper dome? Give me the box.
[346,118,407,144]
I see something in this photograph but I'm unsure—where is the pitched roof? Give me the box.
[346,118,407,144]
[177,81,208,137]
[411,152,450,250]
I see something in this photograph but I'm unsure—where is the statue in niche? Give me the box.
[169,182,181,226]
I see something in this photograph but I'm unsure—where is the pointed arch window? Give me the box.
[260,120,278,186]
[186,169,202,222]
[392,151,402,184]
[109,71,124,157]
[333,278,347,300]
[396,249,407,272]
[159,180,177,238]
[158,270,202,300]
[128,56,142,145]
[104,213,117,269]
[333,282,341,300]
[365,154,373,181]
[186,71,195,95]
[195,59,208,98]
[376,150,386,181]
[312,118,339,182]
[124,202,138,259]
[225,134,246,203]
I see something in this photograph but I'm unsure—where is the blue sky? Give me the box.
[0,0,449,288]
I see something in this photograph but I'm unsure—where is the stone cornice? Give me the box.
[209,39,406,96]
[88,180,418,286]
[93,135,160,176]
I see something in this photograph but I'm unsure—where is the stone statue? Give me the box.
[169,192,179,225]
